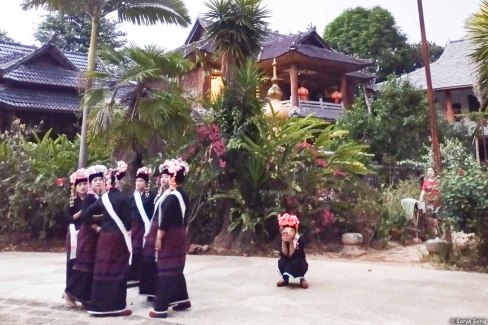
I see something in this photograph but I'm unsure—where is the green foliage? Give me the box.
[35,13,126,52]
[402,138,477,172]
[440,167,488,253]
[377,178,422,239]
[0,123,110,238]
[337,76,430,165]
[331,180,383,244]
[0,30,14,42]
[212,59,265,141]
[203,0,269,81]
[85,45,194,170]
[323,6,443,81]
[467,0,488,108]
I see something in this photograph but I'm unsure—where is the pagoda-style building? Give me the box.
[175,18,373,121]
[0,40,98,136]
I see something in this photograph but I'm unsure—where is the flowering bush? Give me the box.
[0,123,110,238]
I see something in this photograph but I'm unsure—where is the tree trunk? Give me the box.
[212,200,235,251]
[78,14,100,168]
[220,53,235,85]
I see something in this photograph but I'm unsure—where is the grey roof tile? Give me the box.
[4,65,82,87]
[175,20,371,67]
[375,39,475,91]
[0,87,80,112]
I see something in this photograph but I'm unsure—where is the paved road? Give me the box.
[0,252,487,325]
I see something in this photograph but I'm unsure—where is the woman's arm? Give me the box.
[155,229,166,254]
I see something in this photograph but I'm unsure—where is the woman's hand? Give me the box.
[73,211,81,220]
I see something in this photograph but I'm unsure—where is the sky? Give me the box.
[0,0,482,51]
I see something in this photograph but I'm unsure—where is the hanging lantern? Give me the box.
[331,90,342,104]
[55,178,66,187]
[297,86,309,101]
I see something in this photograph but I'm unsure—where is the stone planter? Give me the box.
[342,233,363,245]
[425,238,449,255]
[340,233,366,257]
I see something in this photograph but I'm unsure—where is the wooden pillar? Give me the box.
[341,75,349,108]
[445,90,455,124]
[289,64,298,107]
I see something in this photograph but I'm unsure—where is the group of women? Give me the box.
[63,158,191,319]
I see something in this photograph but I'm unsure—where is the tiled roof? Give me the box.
[175,20,371,67]
[0,40,104,71]
[0,87,79,113]
[374,39,474,91]
[3,65,82,88]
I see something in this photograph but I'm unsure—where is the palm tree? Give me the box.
[203,0,269,83]
[467,0,488,108]
[84,44,194,172]
[22,0,191,168]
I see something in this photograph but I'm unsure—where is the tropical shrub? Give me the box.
[0,122,110,238]
[440,167,488,258]
[377,178,422,240]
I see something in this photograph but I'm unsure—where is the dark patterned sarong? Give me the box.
[139,217,158,296]
[154,227,189,313]
[73,224,97,272]
[64,231,82,302]
[88,230,130,315]
[278,257,308,279]
[68,224,97,303]
[128,222,144,282]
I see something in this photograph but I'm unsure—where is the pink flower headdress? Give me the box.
[277,212,300,230]
[167,157,190,176]
[69,168,88,206]
[105,161,128,190]
[135,166,152,196]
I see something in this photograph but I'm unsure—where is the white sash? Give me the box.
[170,191,187,223]
[134,191,150,232]
[68,224,79,260]
[142,189,171,247]
[101,193,133,265]
[158,190,186,227]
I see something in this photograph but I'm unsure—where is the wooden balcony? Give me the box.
[281,99,344,121]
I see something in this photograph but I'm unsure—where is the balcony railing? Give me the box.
[281,99,344,120]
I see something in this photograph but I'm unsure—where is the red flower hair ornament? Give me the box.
[277,212,300,230]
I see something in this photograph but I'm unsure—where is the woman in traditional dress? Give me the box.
[63,168,88,307]
[139,161,171,299]
[150,158,191,319]
[276,213,309,289]
[419,167,440,210]
[81,161,132,317]
[71,164,107,305]
[128,166,156,286]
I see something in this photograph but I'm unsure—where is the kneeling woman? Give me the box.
[276,213,308,289]
[81,161,132,317]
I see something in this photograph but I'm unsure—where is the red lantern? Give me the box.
[55,178,66,187]
[331,90,342,104]
[297,86,309,101]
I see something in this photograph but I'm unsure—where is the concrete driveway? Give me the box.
[0,252,487,325]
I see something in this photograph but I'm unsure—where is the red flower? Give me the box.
[321,209,336,226]
[315,159,327,168]
[333,168,347,178]
[219,159,226,169]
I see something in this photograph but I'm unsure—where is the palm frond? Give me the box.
[104,0,190,27]
[21,0,79,11]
